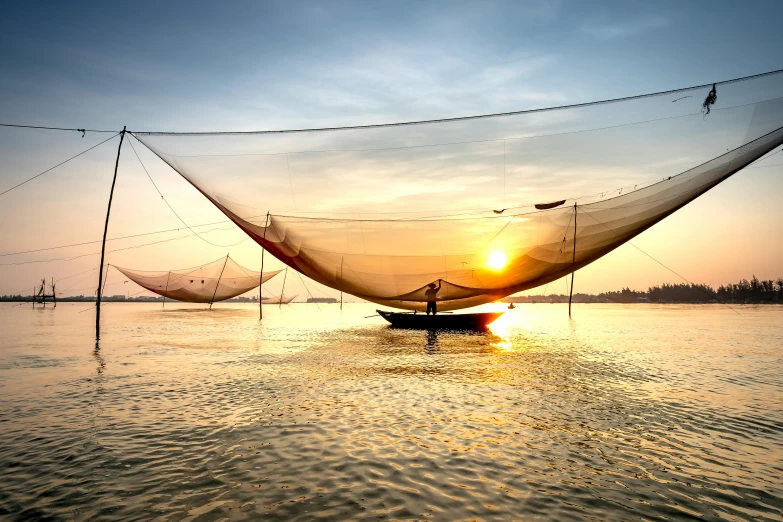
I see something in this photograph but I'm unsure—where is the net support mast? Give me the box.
[340,257,343,310]
[260,212,270,319]
[100,265,110,304]
[162,271,170,308]
[96,127,125,340]
[569,203,577,318]
[209,255,229,310]
[280,267,288,308]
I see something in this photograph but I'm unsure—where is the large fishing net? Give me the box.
[114,256,281,303]
[134,72,783,311]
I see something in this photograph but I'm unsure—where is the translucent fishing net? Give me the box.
[134,73,783,311]
[260,294,296,305]
[114,256,281,303]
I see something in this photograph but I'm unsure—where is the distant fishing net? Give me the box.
[134,73,783,311]
[260,294,296,305]
[114,256,281,303]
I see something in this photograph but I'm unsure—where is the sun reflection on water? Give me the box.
[487,310,513,352]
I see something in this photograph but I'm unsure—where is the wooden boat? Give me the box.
[377,309,503,330]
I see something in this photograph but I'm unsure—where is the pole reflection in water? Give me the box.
[93,340,106,375]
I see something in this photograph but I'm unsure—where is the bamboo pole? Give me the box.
[280,267,287,308]
[340,257,343,310]
[569,203,577,317]
[100,265,110,304]
[96,127,125,340]
[210,255,229,310]
[162,271,170,308]
[260,212,270,319]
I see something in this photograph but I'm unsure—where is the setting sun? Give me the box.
[487,250,507,270]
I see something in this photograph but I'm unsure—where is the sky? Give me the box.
[1,0,782,300]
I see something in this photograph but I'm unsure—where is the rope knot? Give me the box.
[702,83,717,116]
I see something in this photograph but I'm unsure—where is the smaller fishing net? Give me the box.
[114,256,281,303]
[260,294,296,304]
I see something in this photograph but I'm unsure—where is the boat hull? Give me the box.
[377,310,503,330]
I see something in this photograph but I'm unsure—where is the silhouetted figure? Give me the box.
[425,279,442,315]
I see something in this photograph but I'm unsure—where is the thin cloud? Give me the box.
[581,15,671,41]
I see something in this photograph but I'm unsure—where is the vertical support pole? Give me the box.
[210,255,229,310]
[279,267,287,308]
[52,277,56,308]
[162,271,171,308]
[340,256,343,310]
[259,212,270,320]
[42,279,46,308]
[569,203,577,318]
[100,265,110,303]
[96,127,126,340]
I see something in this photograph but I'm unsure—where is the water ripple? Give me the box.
[0,303,782,521]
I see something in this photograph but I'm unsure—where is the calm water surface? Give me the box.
[0,302,781,521]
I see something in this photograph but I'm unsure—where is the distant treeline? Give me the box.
[3,276,781,305]
[503,276,783,304]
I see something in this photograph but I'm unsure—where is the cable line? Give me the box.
[0,123,117,134]
[0,133,119,197]
[127,134,250,248]
[133,69,783,135]
[57,269,102,295]
[3,69,780,137]
[0,226,233,266]
[295,271,321,311]
[578,206,741,314]
[0,218,244,257]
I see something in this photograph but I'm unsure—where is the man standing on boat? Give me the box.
[425,279,442,315]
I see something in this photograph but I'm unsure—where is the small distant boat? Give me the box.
[377,310,503,330]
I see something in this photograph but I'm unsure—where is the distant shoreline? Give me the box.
[3,276,780,305]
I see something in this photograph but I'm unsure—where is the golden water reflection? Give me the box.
[0,302,781,521]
